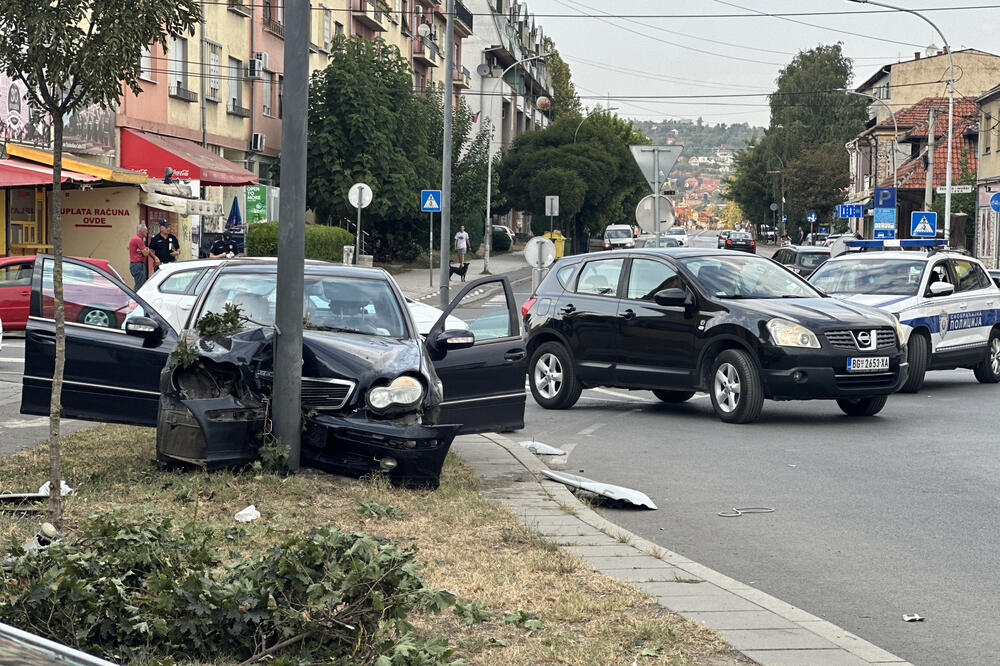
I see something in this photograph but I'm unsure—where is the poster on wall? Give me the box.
[0,74,51,146]
[63,102,115,156]
[245,184,267,225]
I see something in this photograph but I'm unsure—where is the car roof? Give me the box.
[215,261,389,279]
[785,246,830,254]
[823,250,978,263]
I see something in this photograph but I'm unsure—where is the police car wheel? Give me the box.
[900,332,928,393]
[973,331,1000,384]
[836,395,888,417]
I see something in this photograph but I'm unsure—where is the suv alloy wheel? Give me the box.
[709,349,764,424]
[529,342,582,409]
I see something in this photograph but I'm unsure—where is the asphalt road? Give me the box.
[511,232,998,666]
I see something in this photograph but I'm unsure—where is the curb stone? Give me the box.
[452,433,914,666]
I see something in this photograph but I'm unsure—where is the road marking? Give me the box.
[590,387,652,402]
[0,416,51,429]
[0,358,25,364]
[575,422,605,436]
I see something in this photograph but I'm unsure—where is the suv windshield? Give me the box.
[680,255,819,299]
[667,228,686,236]
[200,272,408,336]
[809,258,926,295]
[605,228,632,239]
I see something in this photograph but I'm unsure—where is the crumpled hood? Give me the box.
[733,297,896,329]
[302,330,424,391]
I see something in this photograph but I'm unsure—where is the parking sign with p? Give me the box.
[875,187,896,209]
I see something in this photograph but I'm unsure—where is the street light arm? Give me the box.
[573,105,619,143]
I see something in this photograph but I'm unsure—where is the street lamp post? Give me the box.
[573,105,619,143]
[848,0,954,240]
[482,53,551,275]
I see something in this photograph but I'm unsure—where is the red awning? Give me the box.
[0,157,101,187]
[120,128,258,186]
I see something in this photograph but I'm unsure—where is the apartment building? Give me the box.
[976,84,1000,267]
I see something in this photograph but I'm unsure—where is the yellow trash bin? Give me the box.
[544,230,566,258]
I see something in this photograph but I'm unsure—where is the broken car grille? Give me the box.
[258,372,356,411]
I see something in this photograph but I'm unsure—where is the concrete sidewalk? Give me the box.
[391,251,531,301]
[453,433,913,666]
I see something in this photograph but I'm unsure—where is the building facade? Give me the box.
[976,84,1000,268]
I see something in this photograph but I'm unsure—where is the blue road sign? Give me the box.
[782,214,787,223]
[911,211,937,237]
[991,192,1000,213]
[818,225,830,234]
[874,228,897,239]
[875,187,896,209]
[807,212,817,223]
[837,204,862,218]
[420,189,442,212]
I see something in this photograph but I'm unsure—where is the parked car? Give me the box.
[493,224,516,246]
[808,245,1000,392]
[665,226,689,246]
[804,232,829,246]
[771,246,831,278]
[719,230,756,253]
[0,255,121,331]
[521,248,907,423]
[759,225,777,244]
[636,236,681,249]
[824,232,862,247]
[20,256,526,487]
[600,224,635,250]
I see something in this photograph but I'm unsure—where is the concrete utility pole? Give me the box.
[273,0,308,471]
[439,0,455,308]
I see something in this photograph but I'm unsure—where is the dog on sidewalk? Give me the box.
[448,262,470,282]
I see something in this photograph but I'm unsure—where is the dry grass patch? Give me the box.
[0,425,749,665]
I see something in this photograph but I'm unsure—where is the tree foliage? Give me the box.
[0,0,200,523]
[497,112,648,245]
[307,35,489,262]
[542,37,581,119]
[724,44,867,231]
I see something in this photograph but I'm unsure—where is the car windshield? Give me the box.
[667,228,686,236]
[199,272,408,337]
[798,252,828,269]
[679,254,819,299]
[809,258,926,295]
[605,228,632,239]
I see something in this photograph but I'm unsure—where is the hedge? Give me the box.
[246,221,355,262]
[492,227,512,253]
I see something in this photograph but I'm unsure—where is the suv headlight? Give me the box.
[367,376,424,412]
[766,319,820,348]
[890,313,908,345]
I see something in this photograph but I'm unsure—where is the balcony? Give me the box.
[412,37,435,67]
[453,66,471,89]
[227,99,251,118]
[263,16,284,38]
[455,1,473,33]
[168,82,197,102]
[353,0,387,32]
[227,0,250,16]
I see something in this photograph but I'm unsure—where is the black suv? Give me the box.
[771,245,831,278]
[522,249,908,423]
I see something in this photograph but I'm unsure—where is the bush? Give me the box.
[491,228,512,253]
[247,221,355,262]
[0,511,459,664]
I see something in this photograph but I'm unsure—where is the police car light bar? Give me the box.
[845,239,946,248]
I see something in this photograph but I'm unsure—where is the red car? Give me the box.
[0,255,124,330]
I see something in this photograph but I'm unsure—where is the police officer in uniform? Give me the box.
[209,230,241,259]
[148,220,180,270]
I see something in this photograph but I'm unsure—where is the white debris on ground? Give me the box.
[234,505,261,523]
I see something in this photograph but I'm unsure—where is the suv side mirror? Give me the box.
[927,282,955,297]
[653,288,687,307]
[430,329,475,351]
[124,316,163,339]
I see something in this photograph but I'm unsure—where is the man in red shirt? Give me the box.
[128,223,152,289]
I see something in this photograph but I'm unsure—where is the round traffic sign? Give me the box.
[349,182,373,209]
[523,236,556,268]
[991,192,1000,213]
[769,203,778,211]
[634,194,675,229]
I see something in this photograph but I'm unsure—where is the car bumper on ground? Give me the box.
[758,347,908,400]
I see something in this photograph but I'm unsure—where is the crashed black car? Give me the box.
[21,257,527,487]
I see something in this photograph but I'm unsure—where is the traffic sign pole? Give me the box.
[429,212,433,287]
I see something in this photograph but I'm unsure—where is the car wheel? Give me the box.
[652,389,695,403]
[973,329,1000,383]
[709,349,764,424]
[78,307,114,328]
[836,395,888,417]
[900,332,928,393]
[529,342,582,410]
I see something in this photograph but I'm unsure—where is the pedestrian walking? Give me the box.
[454,225,470,281]
[796,225,805,245]
[148,220,180,270]
[128,223,152,290]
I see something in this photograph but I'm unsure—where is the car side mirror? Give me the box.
[653,288,687,307]
[430,329,475,351]
[125,316,162,339]
[927,282,955,297]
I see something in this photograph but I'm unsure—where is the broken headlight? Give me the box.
[366,376,424,413]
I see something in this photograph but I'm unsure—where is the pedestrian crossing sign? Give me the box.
[420,189,442,212]
[910,211,937,237]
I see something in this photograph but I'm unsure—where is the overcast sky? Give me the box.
[527,0,998,127]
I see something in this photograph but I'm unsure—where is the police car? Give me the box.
[808,240,1000,392]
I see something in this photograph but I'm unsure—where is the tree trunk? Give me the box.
[47,114,65,525]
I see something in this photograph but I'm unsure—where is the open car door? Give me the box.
[428,276,526,434]
[21,256,176,426]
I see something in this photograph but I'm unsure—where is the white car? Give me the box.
[404,297,466,336]
[602,224,635,250]
[808,242,1000,392]
[666,226,689,246]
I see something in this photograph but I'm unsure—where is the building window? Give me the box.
[263,72,273,116]
[278,75,283,119]
[227,56,247,115]
[335,21,344,37]
[207,43,222,101]
[323,10,331,47]
[984,112,993,155]
[139,46,154,82]
[262,0,284,36]
[169,36,187,89]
